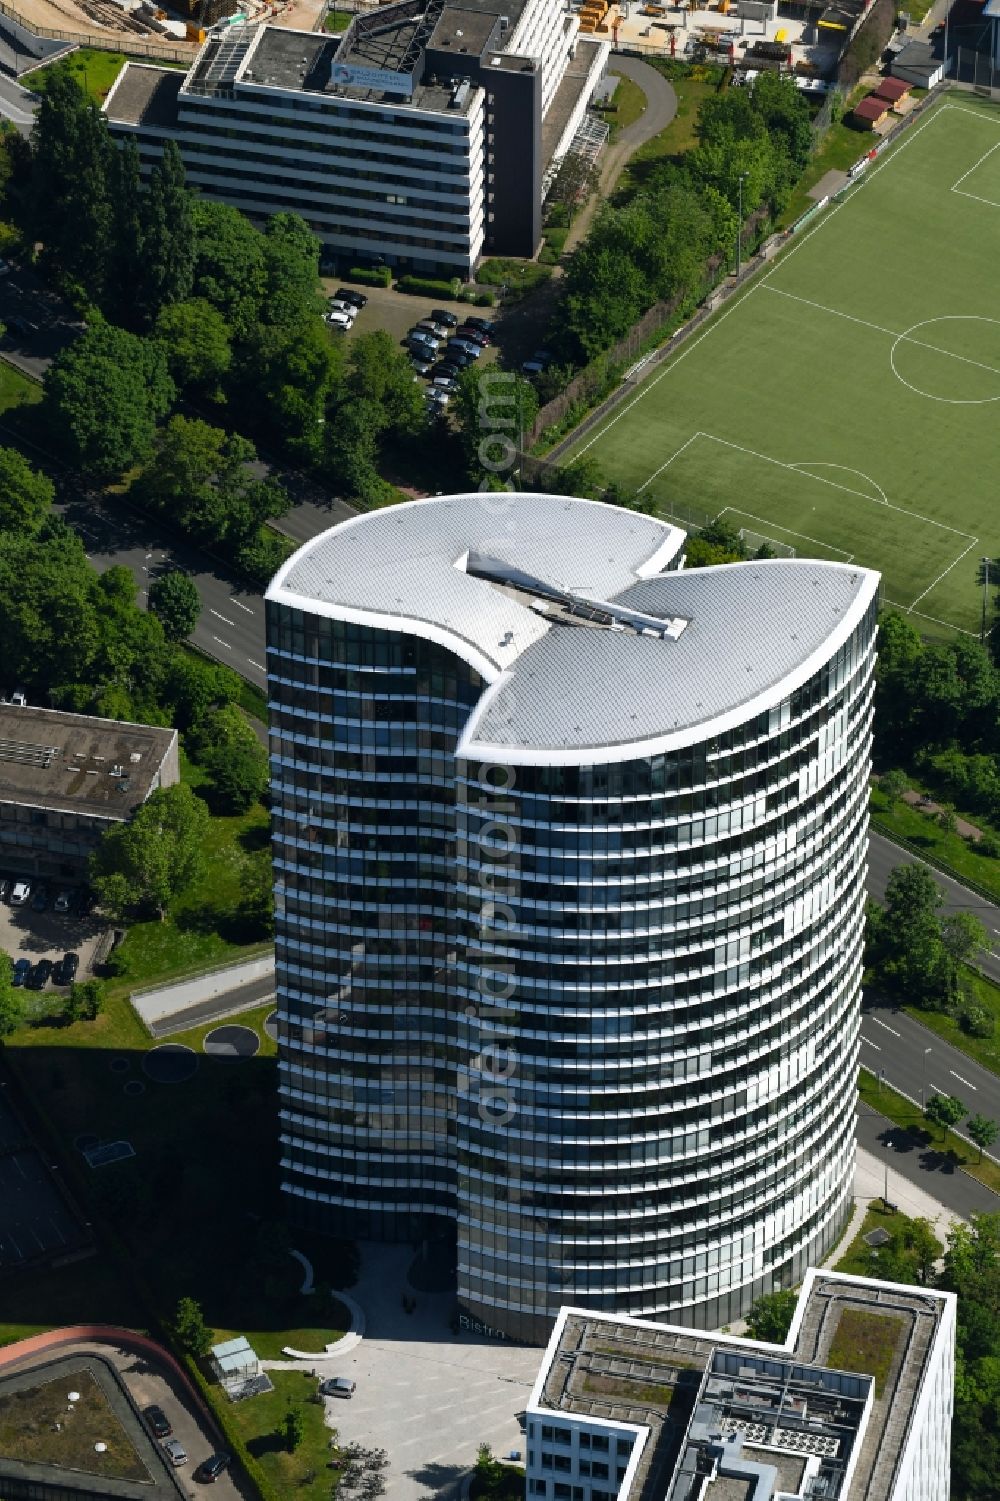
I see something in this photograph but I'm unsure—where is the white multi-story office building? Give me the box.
[265,493,880,1342]
[103,0,609,277]
[526,1271,956,1501]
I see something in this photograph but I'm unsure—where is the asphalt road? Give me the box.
[857,1099,999,1219]
[0,70,37,134]
[865,832,1000,986]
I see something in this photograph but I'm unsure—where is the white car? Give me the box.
[161,1438,188,1467]
[319,1377,356,1398]
[325,309,355,330]
[328,298,356,315]
[9,880,31,906]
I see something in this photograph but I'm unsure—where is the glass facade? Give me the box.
[268,588,878,1343]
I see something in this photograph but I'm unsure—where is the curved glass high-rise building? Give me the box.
[266,494,879,1342]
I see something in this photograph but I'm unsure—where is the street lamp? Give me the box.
[735,171,749,278]
[921,1046,932,1109]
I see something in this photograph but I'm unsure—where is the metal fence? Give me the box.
[952,45,1000,94]
[0,0,193,61]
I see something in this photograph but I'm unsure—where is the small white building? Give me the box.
[210,1335,272,1401]
[525,1270,955,1501]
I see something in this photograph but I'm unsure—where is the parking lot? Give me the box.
[0,880,106,990]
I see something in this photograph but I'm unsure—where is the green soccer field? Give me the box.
[568,95,1000,635]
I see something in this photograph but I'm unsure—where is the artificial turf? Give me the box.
[568,94,1000,637]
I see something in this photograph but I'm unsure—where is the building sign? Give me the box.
[329,61,414,96]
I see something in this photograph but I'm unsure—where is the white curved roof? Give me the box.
[267,494,879,765]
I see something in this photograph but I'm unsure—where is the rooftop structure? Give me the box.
[105,0,609,276]
[267,495,880,1343]
[527,1272,955,1501]
[0,704,178,821]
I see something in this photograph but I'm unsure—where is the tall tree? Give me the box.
[109,137,146,326]
[967,1115,999,1163]
[31,66,114,301]
[90,781,209,920]
[0,447,54,535]
[0,952,24,1039]
[149,570,201,643]
[155,298,232,395]
[924,1091,967,1141]
[44,319,175,481]
[142,141,195,320]
[192,199,268,341]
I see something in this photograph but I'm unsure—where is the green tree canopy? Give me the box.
[155,297,232,394]
[192,199,268,341]
[171,1294,213,1357]
[0,952,24,1039]
[44,319,175,481]
[744,1288,797,1342]
[0,447,54,536]
[90,781,209,920]
[142,141,194,320]
[924,1091,967,1140]
[149,570,201,643]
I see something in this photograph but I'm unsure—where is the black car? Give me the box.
[335,288,367,309]
[193,1453,231,1483]
[430,308,458,328]
[27,959,52,990]
[464,317,495,334]
[31,885,48,912]
[143,1405,172,1439]
[55,951,80,986]
[11,958,30,988]
[440,350,473,369]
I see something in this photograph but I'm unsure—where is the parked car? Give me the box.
[55,951,79,986]
[430,308,458,327]
[407,332,440,353]
[449,338,481,359]
[457,325,490,346]
[335,288,367,309]
[9,880,31,906]
[31,885,48,912]
[27,959,52,990]
[327,298,356,315]
[415,320,449,340]
[0,878,8,902]
[439,349,473,369]
[522,349,552,376]
[194,1452,232,1483]
[465,317,495,334]
[325,310,355,330]
[162,1438,188,1467]
[319,1377,356,1398]
[410,357,433,376]
[432,375,457,391]
[54,888,76,914]
[143,1405,172,1439]
[426,390,450,408]
[11,959,30,988]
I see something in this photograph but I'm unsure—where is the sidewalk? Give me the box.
[855,1144,966,1238]
[132,954,275,1034]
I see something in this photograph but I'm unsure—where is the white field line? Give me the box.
[953,187,1000,209]
[766,283,1000,382]
[789,462,888,505]
[576,101,997,463]
[718,504,854,561]
[686,431,976,543]
[907,535,981,611]
[951,137,1000,204]
[636,431,703,493]
[883,598,981,637]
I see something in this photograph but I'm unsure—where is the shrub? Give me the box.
[978,832,1000,858]
[961,1004,995,1039]
[474,291,495,306]
[395,274,461,298]
[348,264,391,287]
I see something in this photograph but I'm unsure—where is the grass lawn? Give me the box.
[903,969,1000,1079]
[568,95,1000,637]
[0,1369,146,1479]
[102,750,271,996]
[826,1306,903,1396]
[323,7,352,30]
[833,1203,941,1278]
[26,49,129,106]
[858,1069,1000,1193]
[614,63,723,199]
[0,358,41,416]
[225,1370,333,1501]
[779,88,871,226]
[608,75,648,137]
[870,785,1000,902]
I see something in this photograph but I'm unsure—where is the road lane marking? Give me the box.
[861,1037,881,1050]
[929,1082,949,1096]
[248,660,266,672]
[212,635,232,650]
[234,600,255,614]
[872,1017,901,1037]
[950,1070,977,1090]
[210,608,235,626]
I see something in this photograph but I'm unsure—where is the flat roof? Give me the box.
[267,494,878,764]
[104,63,182,126]
[529,1272,953,1501]
[0,704,176,820]
[0,1353,186,1500]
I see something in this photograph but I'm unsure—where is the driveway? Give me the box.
[283,1243,539,1501]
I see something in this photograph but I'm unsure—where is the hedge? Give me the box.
[347,265,391,287]
[183,1352,283,1501]
[395,273,463,297]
